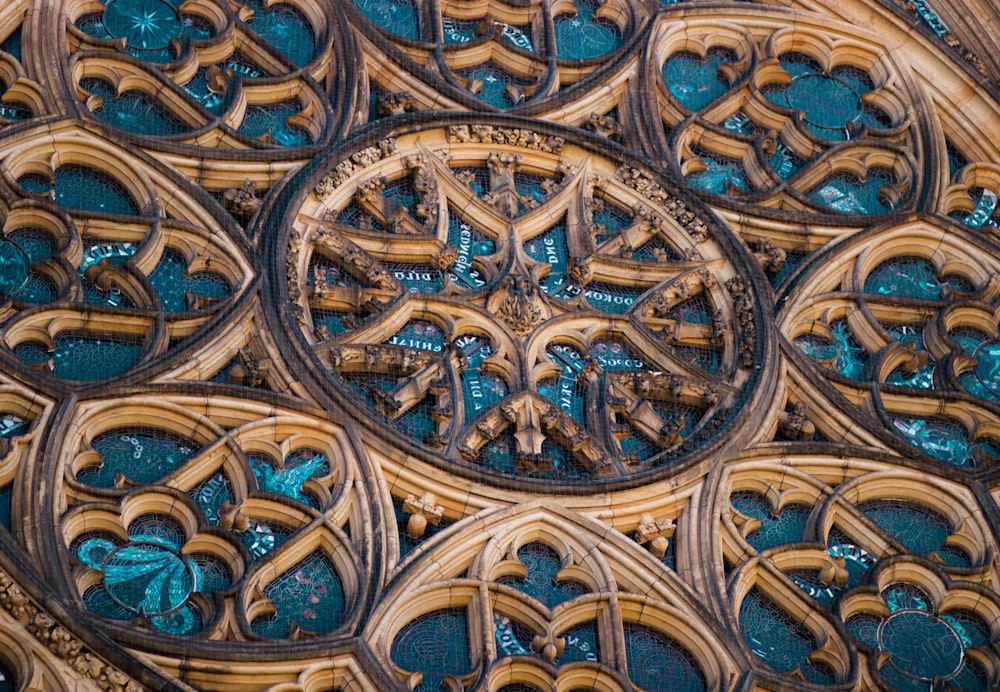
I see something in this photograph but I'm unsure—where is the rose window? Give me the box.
[278,117,768,484]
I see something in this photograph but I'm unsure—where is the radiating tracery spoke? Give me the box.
[281,120,765,484]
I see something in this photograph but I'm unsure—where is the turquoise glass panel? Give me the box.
[730,491,809,551]
[845,613,881,648]
[83,584,132,621]
[579,282,644,314]
[591,200,632,243]
[0,240,30,299]
[795,321,866,379]
[251,449,328,507]
[387,263,443,293]
[82,79,185,136]
[353,0,419,40]
[102,541,196,614]
[102,0,183,50]
[395,497,449,558]
[446,214,493,289]
[883,583,930,612]
[0,486,11,530]
[189,473,233,525]
[81,241,137,270]
[0,662,13,692]
[7,228,53,263]
[240,102,312,146]
[150,603,202,634]
[149,249,231,312]
[22,334,142,381]
[947,142,968,178]
[878,611,963,685]
[241,520,288,560]
[540,344,587,423]
[496,542,588,608]
[858,501,957,560]
[591,339,644,370]
[494,614,535,658]
[553,0,622,60]
[662,49,734,112]
[1,29,21,59]
[623,623,706,692]
[826,541,875,591]
[181,70,225,114]
[456,65,528,109]
[442,18,476,44]
[739,590,833,684]
[391,609,472,685]
[242,0,314,67]
[524,223,569,294]
[809,171,896,214]
[81,429,195,487]
[252,552,345,637]
[560,622,599,663]
[385,320,446,352]
[477,429,518,475]
[687,151,749,194]
[942,610,990,648]
[892,417,977,466]
[21,165,141,215]
[456,335,507,421]
[864,257,942,299]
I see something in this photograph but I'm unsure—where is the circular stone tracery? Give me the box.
[273,118,770,487]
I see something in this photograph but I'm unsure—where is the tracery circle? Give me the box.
[270,116,771,490]
[877,610,964,682]
[102,541,196,616]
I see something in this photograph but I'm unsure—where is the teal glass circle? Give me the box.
[784,74,862,129]
[103,0,184,50]
[0,240,30,298]
[103,541,196,615]
[878,609,964,682]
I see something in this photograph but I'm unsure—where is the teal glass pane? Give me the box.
[7,227,54,263]
[242,0,314,67]
[845,613,881,648]
[0,661,13,692]
[524,224,569,294]
[878,610,964,684]
[442,18,476,44]
[662,49,734,112]
[630,235,682,262]
[1,29,21,59]
[794,321,867,379]
[864,257,943,299]
[387,263,443,293]
[18,274,56,304]
[591,339,644,370]
[892,417,976,466]
[181,70,225,115]
[335,200,385,231]
[252,552,345,637]
[578,282,643,314]
[560,622,599,664]
[687,150,749,194]
[540,344,587,424]
[391,609,472,684]
[739,590,833,684]
[150,602,202,635]
[0,239,30,298]
[494,614,535,658]
[948,662,988,692]
[883,583,930,612]
[149,249,231,312]
[827,541,875,590]
[81,79,185,136]
[954,188,1000,229]
[769,143,805,180]
[23,165,141,216]
[241,520,288,560]
[809,171,896,214]
[0,486,11,530]
[353,0,419,41]
[456,335,507,421]
[623,623,706,692]
[730,492,809,551]
[446,214,493,289]
[102,0,183,50]
[240,102,312,146]
[385,320,446,353]
[45,334,141,381]
[788,570,840,608]
[553,0,622,60]
[942,610,990,648]
[102,541,196,615]
[81,429,196,487]
[969,341,1000,399]
[513,172,551,208]
[83,584,132,621]
[395,497,449,558]
[496,542,588,608]
[189,473,233,525]
[456,64,529,109]
[251,449,328,507]
[858,500,953,559]
[946,142,968,178]
[127,514,185,548]
[591,200,632,243]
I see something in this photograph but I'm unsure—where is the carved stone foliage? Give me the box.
[281,118,768,483]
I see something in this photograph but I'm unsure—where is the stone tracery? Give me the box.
[0,0,997,689]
